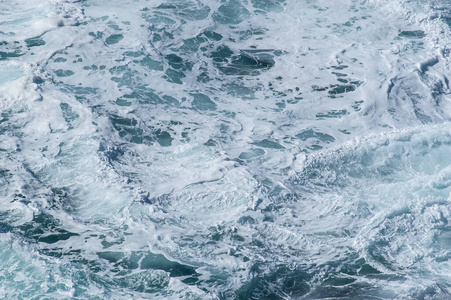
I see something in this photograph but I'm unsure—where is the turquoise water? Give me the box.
[1,0,451,298]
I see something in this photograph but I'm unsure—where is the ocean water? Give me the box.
[1,0,451,299]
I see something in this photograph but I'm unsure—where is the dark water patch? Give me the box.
[238,216,257,225]
[312,85,328,92]
[211,45,234,63]
[25,36,45,48]
[358,263,382,276]
[106,21,122,31]
[82,64,98,71]
[207,225,247,243]
[307,144,323,151]
[274,101,285,111]
[163,68,185,84]
[105,34,124,45]
[121,90,161,105]
[60,103,79,130]
[225,51,274,75]
[0,222,13,234]
[110,114,145,143]
[115,98,132,106]
[414,109,433,124]
[441,16,451,28]
[203,30,223,41]
[328,84,358,95]
[191,93,217,111]
[213,0,251,25]
[212,48,275,76]
[323,276,356,286]
[54,69,75,77]
[179,35,208,53]
[332,71,347,77]
[165,53,193,71]
[352,100,364,111]
[236,28,268,41]
[19,213,78,244]
[72,57,83,64]
[339,129,351,135]
[331,65,349,70]
[62,85,98,96]
[110,114,142,139]
[141,252,197,277]
[137,55,164,71]
[149,29,175,44]
[88,31,104,39]
[296,129,335,143]
[418,56,439,73]
[31,76,43,84]
[197,68,212,83]
[110,66,142,87]
[287,96,303,104]
[398,30,425,39]
[108,114,174,146]
[0,50,23,60]
[155,129,173,147]
[343,17,358,27]
[124,51,143,58]
[162,95,179,106]
[53,57,67,63]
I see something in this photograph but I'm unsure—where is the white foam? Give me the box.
[3,0,451,297]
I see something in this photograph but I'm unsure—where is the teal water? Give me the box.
[1,0,451,299]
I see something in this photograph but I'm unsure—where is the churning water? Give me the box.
[1,0,451,299]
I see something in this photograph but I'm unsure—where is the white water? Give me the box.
[1,0,451,298]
